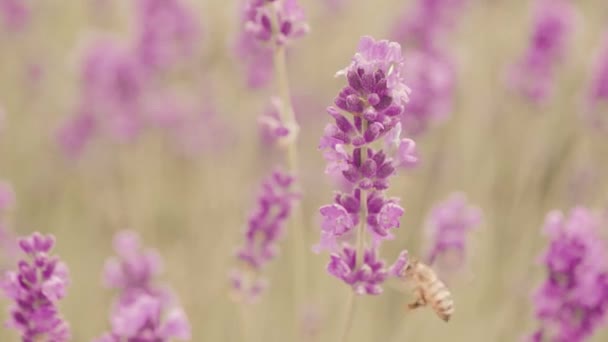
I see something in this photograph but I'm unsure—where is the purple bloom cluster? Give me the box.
[258,97,294,147]
[400,49,455,136]
[96,230,191,341]
[328,247,409,295]
[1,233,71,342]
[235,0,309,88]
[391,0,468,50]
[424,193,481,270]
[135,0,200,71]
[57,0,213,159]
[390,0,462,135]
[231,170,299,302]
[507,0,576,103]
[0,0,30,32]
[583,32,608,132]
[530,207,608,342]
[317,36,416,295]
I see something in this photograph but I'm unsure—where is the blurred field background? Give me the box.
[1,0,608,341]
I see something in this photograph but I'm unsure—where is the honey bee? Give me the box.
[402,259,454,322]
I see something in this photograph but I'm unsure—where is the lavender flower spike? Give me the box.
[96,230,191,341]
[529,207,608,342]
[1,232,71,342]
[507,0,576,103]
[424,193,481,271]
[235,0,309,88]
[230,169,299,303]
[318,36,416,295]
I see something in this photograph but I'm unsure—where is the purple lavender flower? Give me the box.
[0,232,71,342]
[94,294,191,342]
[424,193,481,270]
[507,0,576,103]
[230,170,299,302]
[317,36,416,295]
[57,108,97,159]
[96,230,191,341]
[400,49,455,135]
[58,38,145,156]
[0,0,30,32]
[103,230,165,304]
[134,0,201,71]
[583,31,608,132]
[258,97,295,147]
[328,247,408,295]
[235,0,309,88]
[530,207,608,342]
[391,0,468,50]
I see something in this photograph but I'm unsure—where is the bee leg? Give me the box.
[407,289,427,310]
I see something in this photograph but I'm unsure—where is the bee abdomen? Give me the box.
[430,282,454,322]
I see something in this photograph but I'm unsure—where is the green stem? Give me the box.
[338,290,357,342]
[270,3,305,340]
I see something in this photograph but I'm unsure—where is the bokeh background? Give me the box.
[1,0,608,341]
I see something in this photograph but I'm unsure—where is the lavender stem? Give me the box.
[270,3,306,338]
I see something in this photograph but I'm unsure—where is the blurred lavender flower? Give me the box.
[57,38,145,158]
[134,0,201,71]
[317,36,416,295]
[96,230,191,341]
[94,294,191,342]
[530,207,608,342]
[583,32,608,132]
[235,0,309,88]
[0,232,71,341]
[0,0,30,32]
[230,170,299,302]
[507,0,576,104]
[57,108,97,159]
[258,97,295,147]
[391,0,468,50]
[400,49,455,135]
[424,193,481,270]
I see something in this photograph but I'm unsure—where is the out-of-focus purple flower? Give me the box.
[134,0,201,71]
[391,0,468,50]
[318,36,415,295]
[258,97,295,147]
[583,32,608,132]
[400,49,455,135]
[59,38,146,155]
[57,108,97,159]
[0,232,71,341]
[507,0,576,104]
[94,294,191,342]
[231,170,299,302]
[424,193,481,270]
[529,207,608,342]
[0,0,30,32]
[103,230,164,303]
[235,0,309,88]
[234,32,274,88]
[97,230,191,341]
